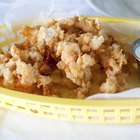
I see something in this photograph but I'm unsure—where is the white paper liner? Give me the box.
[86,88,140,99]
[4,0,80,30]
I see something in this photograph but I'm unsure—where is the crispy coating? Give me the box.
[0,17,130,98]
[56,42,95,92]
[99,44,127,93]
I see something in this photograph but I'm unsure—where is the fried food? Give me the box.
[0,16,134,98]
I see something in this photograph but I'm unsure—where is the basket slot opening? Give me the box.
[30,109,38,114]
[55,106,65,111]
[120,109,130,112]
[104,116,115,120]
[89,116,99,120]
[5,102,13,107]
[73,115,84,119]
[87,109,98,113]
[44,112,53,116]
[136,108,140,112]
[0,37,5,42]
[27,103,38,109]
[71,108,81,112]
[58,113,68,118]
[120,116,130,120]
[104,109,114,113]
[41,105,51,109]
[17,106,25,110]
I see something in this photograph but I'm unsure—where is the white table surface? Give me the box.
[0,0,140,140]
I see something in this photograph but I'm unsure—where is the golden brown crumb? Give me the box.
[0,16,130,98]
[99,44,127,93]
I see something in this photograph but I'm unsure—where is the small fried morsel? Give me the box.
[0,17,131,98]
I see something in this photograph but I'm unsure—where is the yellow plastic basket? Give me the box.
[0,17,140,124]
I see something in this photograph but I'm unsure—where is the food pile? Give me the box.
[0,17,134,98]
